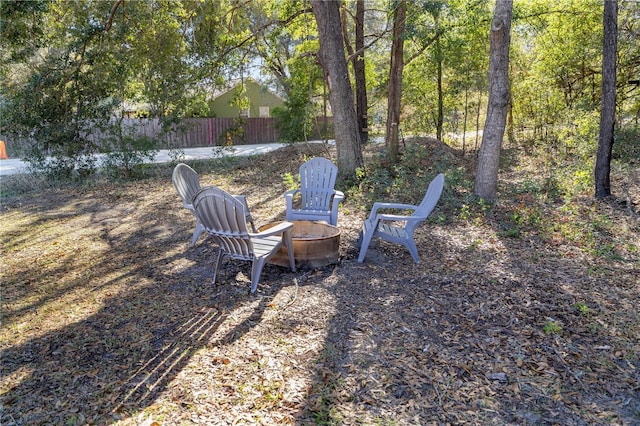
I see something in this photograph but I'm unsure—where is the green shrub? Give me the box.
[614,125,640,163]
[102,132,158,179]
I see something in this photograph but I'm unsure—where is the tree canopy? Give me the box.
[1,0,637,189]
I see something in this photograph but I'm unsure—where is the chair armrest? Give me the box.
[368,202,418,220]
[250,221,293,238]
[328,190,345,225]
[284,190,299,220]
[283,189,299,200]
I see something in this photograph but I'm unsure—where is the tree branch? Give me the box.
[104,0,124,32]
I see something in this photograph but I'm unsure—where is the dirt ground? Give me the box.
[1,141,639,425]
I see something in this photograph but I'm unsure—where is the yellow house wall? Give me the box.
[210,80,283,118]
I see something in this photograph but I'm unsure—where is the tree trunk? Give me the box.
[342,0,369,146]
[354,0,368,145]
[474,0,513,201]
[462,88,468,155]
[385,0,406,164]
[435,32,444,142]
[311,0,363,178]
[475,91,482,151]
[507,90,515,145]
[595,0,617,199]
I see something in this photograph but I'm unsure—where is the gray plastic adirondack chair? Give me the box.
[172,163,256,247]
[284,157,344,226]
[357,173,445,264]
[192,186,296,294]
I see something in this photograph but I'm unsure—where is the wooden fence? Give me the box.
[99,117,281,148]
[1,116,334,156]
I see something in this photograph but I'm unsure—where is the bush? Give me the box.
[355,140,458,219]
[23,138,99,181]
[614,124,640,164]
[101,135,158,179]
[273,99,316,143]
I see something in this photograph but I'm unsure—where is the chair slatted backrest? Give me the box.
[172,163,201,207]
[193,187,253,259]
[299,157,338,211]
[414,173,445,218]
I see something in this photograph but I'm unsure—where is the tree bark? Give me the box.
[341,0,369,146]
[385,0,406,164]
[473,0,513,201]
[462,88,468,155]
[475,91,482,151]
[311,0,363,178]
[435,28,444,142]
[595,0,617,199]
[354,0,368,145]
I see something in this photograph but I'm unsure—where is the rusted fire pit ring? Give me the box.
[259,220,340,269]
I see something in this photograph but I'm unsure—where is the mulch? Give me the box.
[1,141,638,425]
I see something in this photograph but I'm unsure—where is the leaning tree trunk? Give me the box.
[595,0,618,199]
[311,0,363,178]
[474,0,513,201]
[385,0,406,165]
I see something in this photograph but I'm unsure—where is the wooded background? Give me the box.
[0,1,637,197]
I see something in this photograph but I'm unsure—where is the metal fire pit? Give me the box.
[259,220,340,269]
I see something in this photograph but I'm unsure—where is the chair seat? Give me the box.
[288,208,332,222]
[295,208,332,215]
[362,219,408,245]
[377,222,408,240]
[251,235,283,258]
